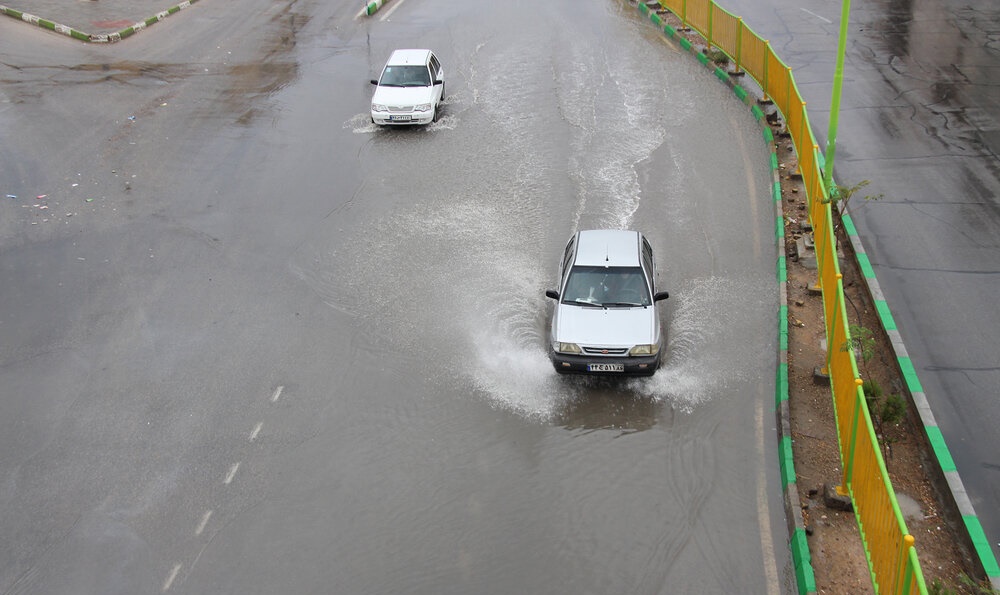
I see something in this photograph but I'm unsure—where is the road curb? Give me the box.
[363,0,387,16]
[0,0,199,42]
[630,1,817,593]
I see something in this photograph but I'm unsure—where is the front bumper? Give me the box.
[550,352,661,376]
[372,111,434,126]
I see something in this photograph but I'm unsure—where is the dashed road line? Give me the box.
[379,0,406,21]
[195,510,213,535]
[223,462,240,485]
[249,422,263,442]
[800,7,832,23]
[270,385,284,403]
[162,563,182,592]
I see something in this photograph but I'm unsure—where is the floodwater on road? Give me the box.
[0,1,790,593]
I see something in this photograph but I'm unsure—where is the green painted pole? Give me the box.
[823,0,852,192]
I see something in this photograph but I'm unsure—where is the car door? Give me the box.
[429,53,443,104]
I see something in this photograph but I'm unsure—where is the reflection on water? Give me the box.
[553,384,667,433]
[881,0,914,58]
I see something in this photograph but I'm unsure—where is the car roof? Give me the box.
[386,49,433,66]
[573,229,642,267]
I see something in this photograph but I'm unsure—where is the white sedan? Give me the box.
[370,49,444,126]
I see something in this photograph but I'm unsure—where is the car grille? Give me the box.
[581,346,629,356]
[388,105,415,112]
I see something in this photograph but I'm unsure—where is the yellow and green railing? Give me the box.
[639,0,1000,592]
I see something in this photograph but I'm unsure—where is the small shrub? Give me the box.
[928,577,956,595]
[881,393,906,425]
[703,48,729,65]
[957,572,1000,594]
[862,379,883,410]
[847,324,876,364]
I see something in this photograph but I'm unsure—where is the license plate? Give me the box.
[588,363,624,372]
[389,115,411,121]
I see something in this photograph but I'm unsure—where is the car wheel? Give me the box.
[432,108,439,123]
[441,83,445,101]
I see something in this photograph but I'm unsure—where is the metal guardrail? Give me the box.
[650,0,929,592]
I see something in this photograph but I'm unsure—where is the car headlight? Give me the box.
[555,342,581,354]
[372,103,388,112]
[629,344,660,356]
[414,103,432,112]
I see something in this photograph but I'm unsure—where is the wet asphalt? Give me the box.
[4,0,999,577]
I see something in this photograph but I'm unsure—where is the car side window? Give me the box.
[430,55,441,79]
[641,237,655,288]
[561,238,575,273]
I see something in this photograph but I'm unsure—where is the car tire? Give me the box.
[432,108,439,123]
[441,83,445,101]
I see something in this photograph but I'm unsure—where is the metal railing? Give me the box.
[651,0,927,592]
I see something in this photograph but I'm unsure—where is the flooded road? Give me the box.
[0,1,790,592]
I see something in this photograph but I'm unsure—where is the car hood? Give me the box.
[371,85,434,106]
[552,304,659,347]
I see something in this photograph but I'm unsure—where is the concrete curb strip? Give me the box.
[364,0,387,17]
[0,0,198,42]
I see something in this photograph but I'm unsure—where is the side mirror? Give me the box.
[653,291,669,302]
[370,79,379,85]
[545,289,559,300]
[434,79,443,86]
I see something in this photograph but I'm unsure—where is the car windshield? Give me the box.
[379,65,431,87]
[562,266,650,307]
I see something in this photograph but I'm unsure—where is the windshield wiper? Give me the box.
[565,299,603,307]
[601,302,644,308]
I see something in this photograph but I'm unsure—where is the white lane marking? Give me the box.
[800,8,832,24]
[355,5,367,19]
[249,422,263,442]
[270,386,284,403]
[195,510,213,535]
[756,398,780,592]
[224,462,240,485]
[380,0,406,21]
[162,563,182,592]
[731,109,762,260]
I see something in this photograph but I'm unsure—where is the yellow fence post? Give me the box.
[896,534,915,593]
[734,18,743,73]
[761,41,770,102]
[707,1,714,48]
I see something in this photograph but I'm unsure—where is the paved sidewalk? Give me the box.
[0,0,196,40]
